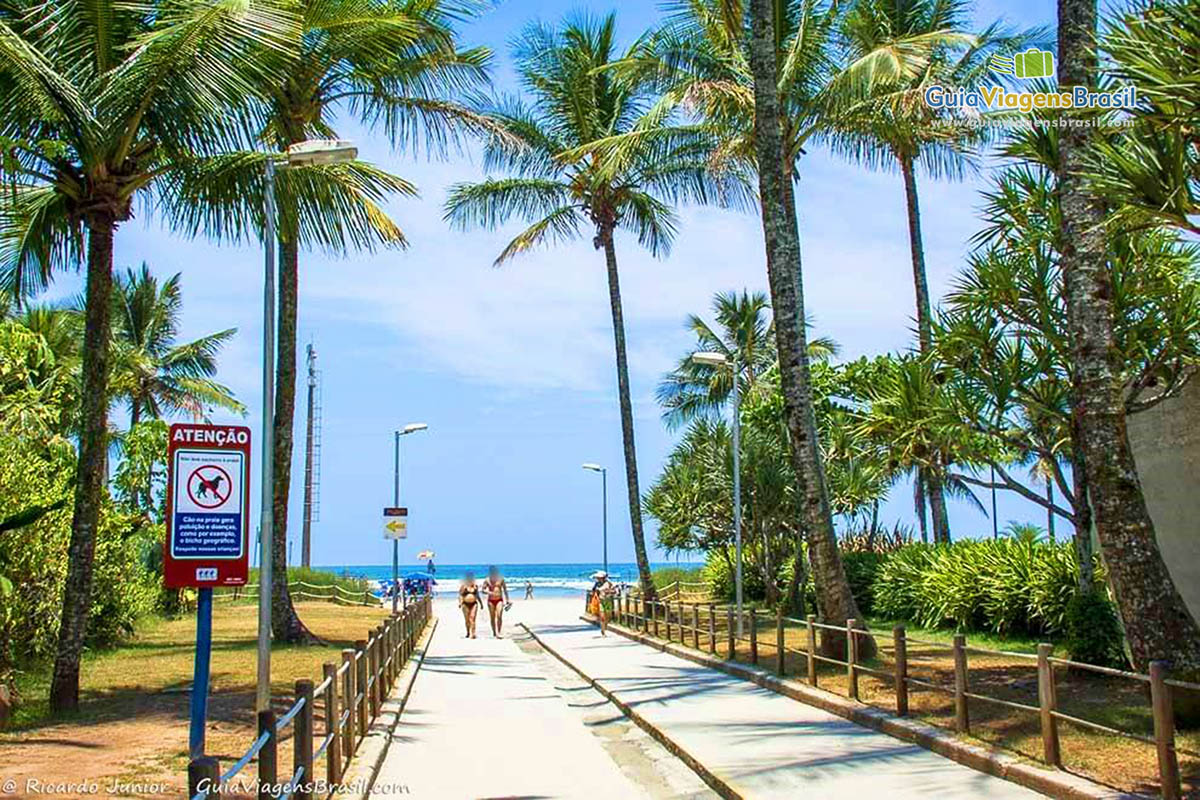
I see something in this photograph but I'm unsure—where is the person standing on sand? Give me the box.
[459,572,481,638]
[590,571,616,636]
[482,566,510,638]
[524,581,534,600]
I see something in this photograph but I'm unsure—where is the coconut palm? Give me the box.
[828,0,1045,543]
[158,0,486,642]
[257,0,488,641]
[445,13,748,600]
[109,265,243,428]
[0,0,297,711]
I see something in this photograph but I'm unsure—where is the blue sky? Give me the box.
[55,0,1070,566]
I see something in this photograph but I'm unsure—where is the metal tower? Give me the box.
[301,342,322,568]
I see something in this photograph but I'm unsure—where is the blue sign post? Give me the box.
[189,587,214,759]
[165,423,251,767]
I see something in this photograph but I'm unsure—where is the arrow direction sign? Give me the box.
[383,507,408,540]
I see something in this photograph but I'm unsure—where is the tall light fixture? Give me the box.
[257,139,358,712]
[394,423,429,612]
[692,350,742,636]
[582,463,608,573]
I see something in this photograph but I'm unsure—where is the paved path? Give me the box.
[521,599,1044,799]
[372,598,711,800]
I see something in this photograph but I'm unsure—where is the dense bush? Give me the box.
[0,428,158,672]
[841,551,886,615]
[873,539,1104,636]
[1063,590,1125,667]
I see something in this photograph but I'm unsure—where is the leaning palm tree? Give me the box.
[445,13,748,600]
[0,0,296,712]
[1056,0,1200,687]
[108,264,244,427]
[829,0,1044,542]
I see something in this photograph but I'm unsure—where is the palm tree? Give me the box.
[109,265,243,428]
[157,0,485,643]
[1056,0,1200,683]
[743,0,873,656]
[254,0,489,642]
[830,0,1044,543]
[0,0,296,712]
[445,13,747,600]
[657,289,838,428]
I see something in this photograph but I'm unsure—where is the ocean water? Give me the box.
[315,562,702,598]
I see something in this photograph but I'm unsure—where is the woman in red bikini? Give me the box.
[482,566,510,638]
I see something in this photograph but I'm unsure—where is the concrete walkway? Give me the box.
[372,598,702,799]
[521,599,1044,799]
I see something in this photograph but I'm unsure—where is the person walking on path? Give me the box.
[483,566,510,638]
[590,571,617,636]
[459,572,481,638]
[524,580,534,600]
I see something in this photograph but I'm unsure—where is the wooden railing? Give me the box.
[187,594,433,800]
[214,582,380,607]
[609,595,1200,800]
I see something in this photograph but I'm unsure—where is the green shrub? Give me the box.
[873,539,1105,636]
[841,551,886,615]
[1063,589,1124,667]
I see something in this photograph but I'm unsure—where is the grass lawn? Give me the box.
[637,602,1200,798]
[1,601,403,798]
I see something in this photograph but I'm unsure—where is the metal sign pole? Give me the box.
[392,431,400,614]
[189,587,214,759]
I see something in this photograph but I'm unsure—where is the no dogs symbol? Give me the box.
[186,465,233,510]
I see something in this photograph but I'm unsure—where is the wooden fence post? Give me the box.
[354,640,368,745]
[1150,661,1182,800]
[693,604,700,649]
[894,626,908,717]
[188,756,220,800]
[953,633,969,733]
[749,610,758,665]
[1036,643,1060,766]
[323,663,341,786]
[366,631,378,719]
[775,610,785,676]
[257,709,276,800]
[665,601,672,641]
[846,619,858,700]
[341,649,355,765]
[294,680,314,800]
[806,615,817,686]
[708,605,716,655]
[727,606,736,659]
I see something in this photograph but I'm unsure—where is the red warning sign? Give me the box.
[164,423,251,588]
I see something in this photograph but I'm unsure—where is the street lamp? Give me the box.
[394,423,429,613]
[257,139,358,712]
[582,463,608,573]
[692,350,743,637]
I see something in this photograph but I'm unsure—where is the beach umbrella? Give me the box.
[417,549,435,560]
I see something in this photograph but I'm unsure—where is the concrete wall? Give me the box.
[1127,378,1200,623]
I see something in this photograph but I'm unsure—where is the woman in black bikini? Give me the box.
[459,572,481,638]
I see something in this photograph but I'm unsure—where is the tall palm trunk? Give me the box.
[50,218,116,712]
[747,0,871,659]
[1057,0,1200,690]
[272,237,314,643]
[597,223,656,600]
[900,153,951,543]
[1069,416,1093,588]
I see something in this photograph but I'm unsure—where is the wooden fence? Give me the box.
[214,581,379,607]
[609,595,1200,799]
[188,593,432,800]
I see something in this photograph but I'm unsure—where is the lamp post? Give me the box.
[394,423,428,613]
[692,350,742,636]
[582,463,608,573]
[257,139,358,713]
